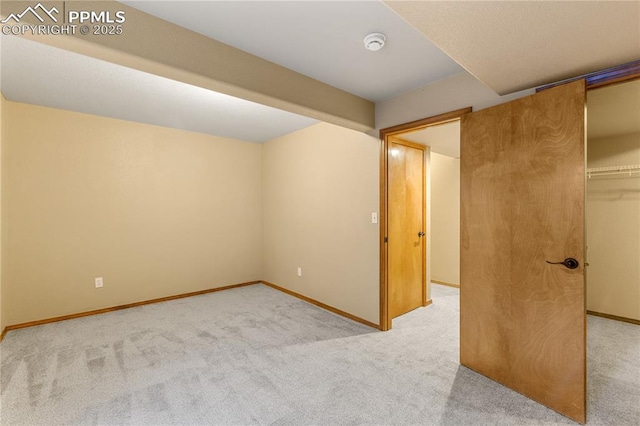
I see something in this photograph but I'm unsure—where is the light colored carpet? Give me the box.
[0,283,638,425]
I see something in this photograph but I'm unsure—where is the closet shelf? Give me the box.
[587,164,640,178]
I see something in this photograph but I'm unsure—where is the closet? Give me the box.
[586,78,640,323]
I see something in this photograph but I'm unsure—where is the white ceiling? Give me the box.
[588,79,640,140]
[403,121,460,158]
[385,1,640,95]
[119,0,463,102]
[1,35,318,143]
[7,1,634,144]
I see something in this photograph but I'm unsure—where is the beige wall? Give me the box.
[262,122,379,324]
[4,101,262,325]
[586,132,640,321]
[430,152,460,286]
[374,71,534,133]
[0,93,5,332]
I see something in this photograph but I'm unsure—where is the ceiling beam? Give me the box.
[2,0,374,132]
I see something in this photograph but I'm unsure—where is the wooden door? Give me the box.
[460,80,586,423]
[388,138,426,319]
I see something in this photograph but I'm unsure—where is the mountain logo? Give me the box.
[1,3,59,24]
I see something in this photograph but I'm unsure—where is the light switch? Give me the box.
[371,212,378,224]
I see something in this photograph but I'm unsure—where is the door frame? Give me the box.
[379,107,472,331]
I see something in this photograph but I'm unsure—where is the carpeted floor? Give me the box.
[1,283,638,425]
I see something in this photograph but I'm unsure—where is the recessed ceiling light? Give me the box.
[364,33,386,52]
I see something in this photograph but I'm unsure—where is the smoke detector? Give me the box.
[364,33,386,52]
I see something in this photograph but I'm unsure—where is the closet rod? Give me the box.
[587,164,640,179]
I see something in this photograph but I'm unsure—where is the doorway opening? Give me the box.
[585,78,640,325]
[379,107,471,331]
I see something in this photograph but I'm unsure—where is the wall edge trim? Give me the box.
[1,281,261,337]
[0,279,382,340]
[587,310,640,326]
[432,280,460,289]
[261,280,380,330]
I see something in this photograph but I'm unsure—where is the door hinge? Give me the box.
[384,236,388,243]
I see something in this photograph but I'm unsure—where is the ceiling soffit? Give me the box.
[0,0,374,132]
[385,1,640,95]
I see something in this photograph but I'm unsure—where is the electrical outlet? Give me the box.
[95,277,103,288]
[297,267,302,277]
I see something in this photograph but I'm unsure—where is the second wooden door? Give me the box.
[388,138,426,319]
